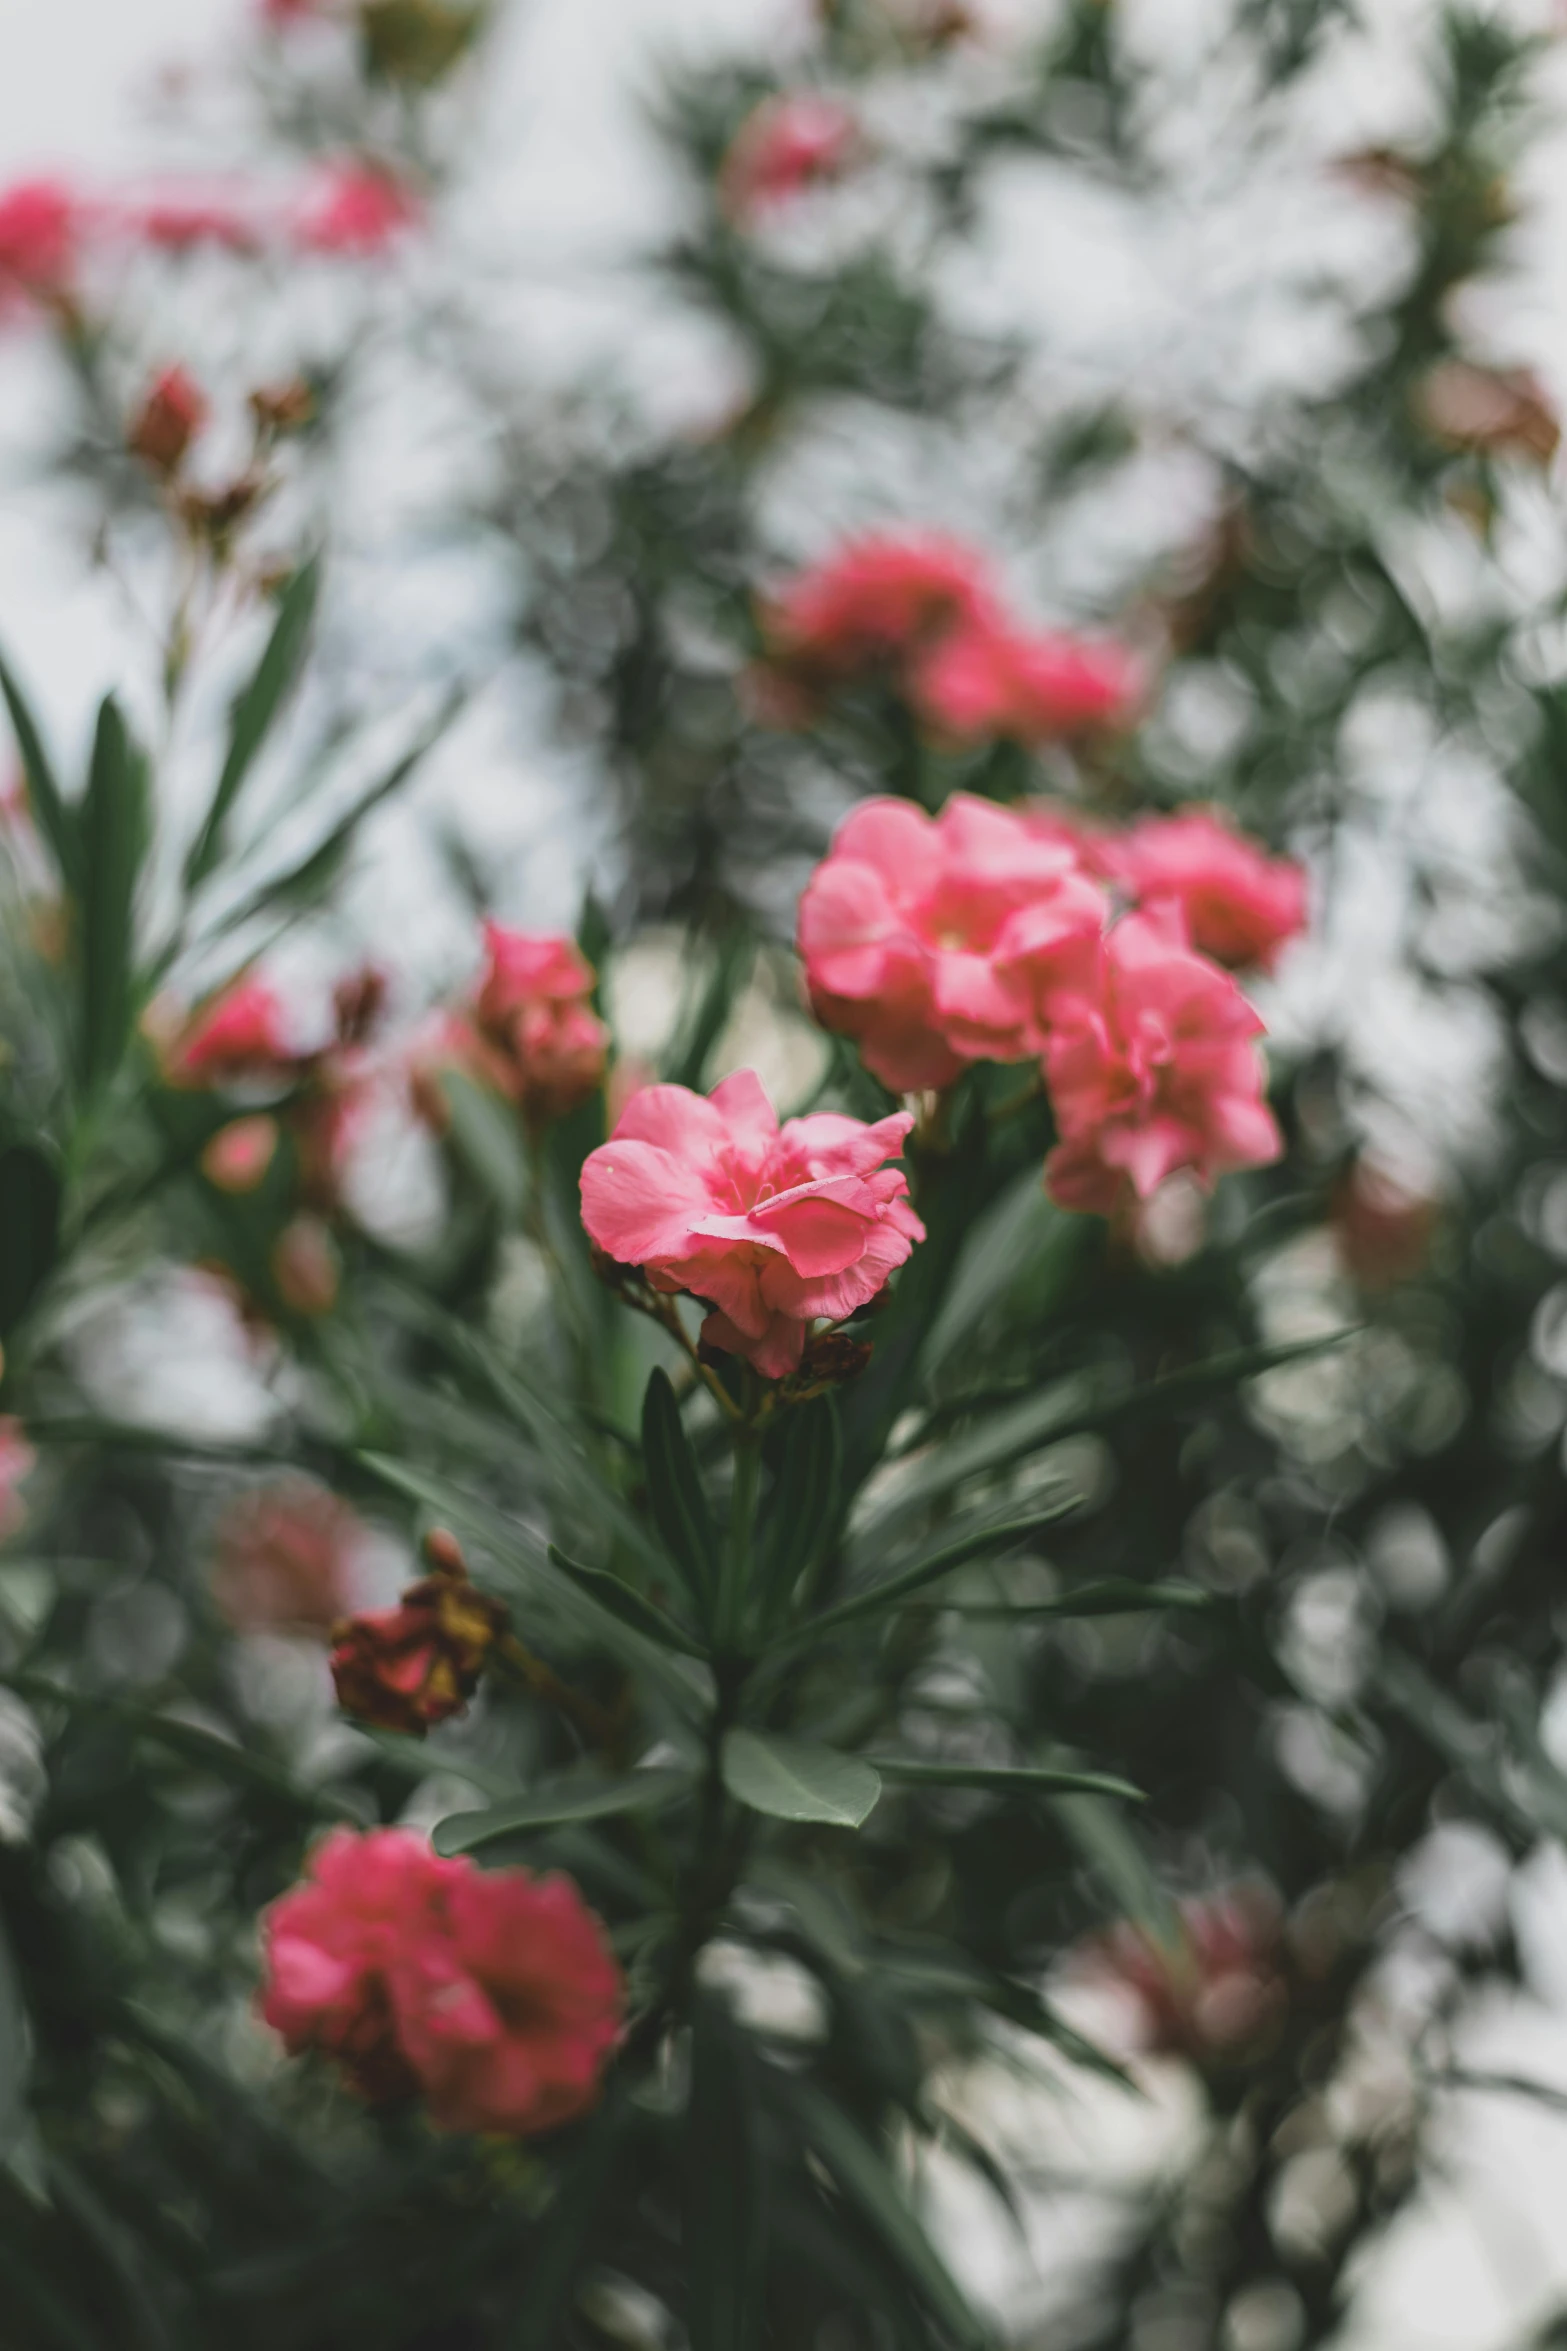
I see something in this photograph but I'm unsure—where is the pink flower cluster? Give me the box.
[720,93,858,219]
[211,1479,370,1636]
[800,794,1302,1215]
[758,533,1140,746]
[414,924,609,1132]
[1091,1884,1289,2063]
[580,1068,923,1377]
[0,161,418,327]
[260,1829,624,2134]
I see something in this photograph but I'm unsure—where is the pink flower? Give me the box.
[1092,1885,1288,2063]
[580,1068,924,1377]
[472,924,608,1124]
[164,977,302,1087]
[0,1420,36,1542]
[1108,808,1307,972]
[293,163,420,255]
[121,184,268,255]
[910,616,1141,744]
[720,93,858,218]
[201,1114,281,1194]
[259,1828,624,2134]
[0,179,79,317]
[798,794,1107,1091]
[1042,909,1282,1214]
[212,1479,368,1635]
[760,533,994,698]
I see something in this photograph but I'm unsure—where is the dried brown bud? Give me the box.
[129,366,208,476]
[331,1556,508,1734]
[786,1329,874,1399]
[1415,360,1560,465]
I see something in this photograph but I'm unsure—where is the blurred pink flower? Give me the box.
[910,617,1141,745]
[798,794,1106,1091]
[201,1114,282,1195]
[293,162,420,255]
[259,1828,624,2133]
[473,924,608,1124]
[212,1479,368,1634]
[1092,1884,1288,2063]
[720,92,858,218]
[128,364,209,475]
[580,1067,923,1377]
[1042,909,1282,1214]
[121,183,268,255]
[164,977,302,1087]
[1107,808,1307,972]
[0,1420,36,1542]
[0,179,80,318]
[760,532,992,694]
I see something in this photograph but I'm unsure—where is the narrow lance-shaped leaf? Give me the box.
[0,651,79,895]
[183,558,320,889]
[755,1393,840,1626]
[686,1997,766,2351]
[0,1144,61,1338]
[722,1728,881,1828]
[78,697,149,1096]
[506,2081,631,2350]
[870,1757,1143,1801]
[433,1767,696,1856]
[787,1498,1076,1645]
[781,2081,991,2349]
[547,1544,709,1659]
[642,1367,720,1620]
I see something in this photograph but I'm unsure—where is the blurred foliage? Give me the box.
[2,2,1567,2348]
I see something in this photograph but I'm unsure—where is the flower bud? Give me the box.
[331,1547,508,1734]
[129,365,209,476]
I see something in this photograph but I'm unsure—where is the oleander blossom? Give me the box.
[798,795,1106,1091]
[164,977,303,1087]
[0,179,79,317]
[1090,1885,1288,2063]
[293,163,420,255]
[1042,909,1283,1215]
[580,1068,924,1377]
[212,1480,369,1635]
[259,1829,624,2134]
[910,615,1140,745]
[471,924,609,1124]
[720,93,858,218]
[0,1420,36,1542]
[1106,809,1307,972]
[757,532,1139,743]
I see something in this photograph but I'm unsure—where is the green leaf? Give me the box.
[183,559,320,890]
[686,1997,766,2351]
[756,1395,841,1625]
[781,2082,989,2349]
[432,1766,695,1855]
[642,1367,720,1619]
[439,1066,527,1217]
[794,1500,1076,1644]
[947,1579,1216,1619]
[78,697,149,1095]
[871,1758,1143,1801]
[0,651,78,895]
[506,2084,630,2351]
[547,1544,708,1658]
[1049,1789,1180,1945]
[216,687,462,931]
[0,1144,61,1339]
[0,1918,30,2171]
[664,925,754,1091]
[722,1729,881,1827]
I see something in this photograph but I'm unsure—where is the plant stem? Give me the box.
[721,1412,762,1649]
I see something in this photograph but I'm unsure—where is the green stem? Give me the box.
[721,1418,762,1648]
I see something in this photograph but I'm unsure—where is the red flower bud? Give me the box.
[129,365,209,476]
[331,1550,508,1733]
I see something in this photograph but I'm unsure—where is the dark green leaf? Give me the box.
[432,1767,695,1854]
[0,1145,61,1338]
[781,2081,989,2348]
[183,559,320,890]
[506,2085,630,2351]
[664,926,754,1091]
[547,1543,708,1658]
[756,1395,840,1625]
[0,651,78,895]
[794,1500,1076,1644]
[871,1758,1143,1801]
[642,1367,720,1619]
[686,1997,766,2351]
[439,1067,527,1216]
[78,698,149,1095]
[946,1579,1216,1619]
[722,1729,881,1827]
